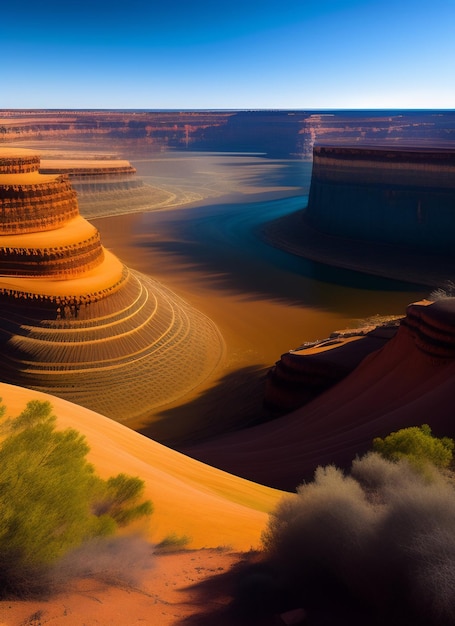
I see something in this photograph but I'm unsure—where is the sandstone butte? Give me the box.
[0,147,225,425]
[262,143,455,288]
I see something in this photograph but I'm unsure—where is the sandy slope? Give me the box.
[0,383,284,551]
[185,300,455,490]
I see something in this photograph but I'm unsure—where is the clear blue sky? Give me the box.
[2,0,454,109]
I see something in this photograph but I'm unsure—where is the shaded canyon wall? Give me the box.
[304,145,455,254]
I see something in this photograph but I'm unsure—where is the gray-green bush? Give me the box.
[0,399,153,597]
[260,430,455,625]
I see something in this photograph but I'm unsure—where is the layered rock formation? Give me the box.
[39,157,173,218]
[185,298,455,490]
[0,148,224,424]
[264,321,400,414]
[2,109,455,158]
[305,145,455,254]
[261,142,455,287]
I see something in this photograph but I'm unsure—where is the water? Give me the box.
[92,147,428,436]
[126,150,427,320]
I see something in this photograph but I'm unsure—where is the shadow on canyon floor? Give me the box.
[133,202,426,316]
[137,365,272,447]
[174,551,375,626]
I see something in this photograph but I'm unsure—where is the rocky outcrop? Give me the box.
[403,298,455,359]
[264,322,400,414]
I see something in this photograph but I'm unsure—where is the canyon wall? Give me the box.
[304,145,455,254]
[2,110,455,158]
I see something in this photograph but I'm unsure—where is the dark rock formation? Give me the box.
[264,322,399,414]
[305,145,455,254]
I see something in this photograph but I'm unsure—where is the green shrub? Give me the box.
[373,424,454,473]
[93,473,153,526]
[0,399,152,597]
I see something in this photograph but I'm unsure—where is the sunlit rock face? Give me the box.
[305,145,455,254]
[0,148,223,424]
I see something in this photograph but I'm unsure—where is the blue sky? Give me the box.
[2,0,454,109]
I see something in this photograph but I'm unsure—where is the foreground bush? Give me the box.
[0,400,152,597]
[259,428,455,625]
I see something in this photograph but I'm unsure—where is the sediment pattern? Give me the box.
[0,149,41,174]
[0,174,79,234]
[0,148,225,422]
[0,269,224,423]
[0,223,104,278]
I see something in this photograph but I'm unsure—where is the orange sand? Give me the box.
[0,381,282,624]
[0,549,248,626]
[0,382,284,551]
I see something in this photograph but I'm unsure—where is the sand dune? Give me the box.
[185,299,455,490]
[0,382,284,551]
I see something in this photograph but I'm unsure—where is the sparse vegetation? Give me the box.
[430,280,455,300]
[155,532,191,553]
[0,399,153,597]
[250,426,455,625]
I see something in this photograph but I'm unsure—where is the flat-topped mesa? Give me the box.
[0,218,104,279]
[39,155,172,219]
[0,176,80,235]
[40,159,136,177]
[305,144,455,254]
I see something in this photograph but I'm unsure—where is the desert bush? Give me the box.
[373,424,454,474]
[260,435,455,625]
[155,532,191,553]
[92,473,153,526]
[0,399,152,597]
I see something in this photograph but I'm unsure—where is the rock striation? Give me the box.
[0,148,224,424]
[264,322,399,414]
[305,144,455,254]
[39,157,174,219]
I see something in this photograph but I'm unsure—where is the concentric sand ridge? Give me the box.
[0,147,224,424]
[0,270,224,423]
